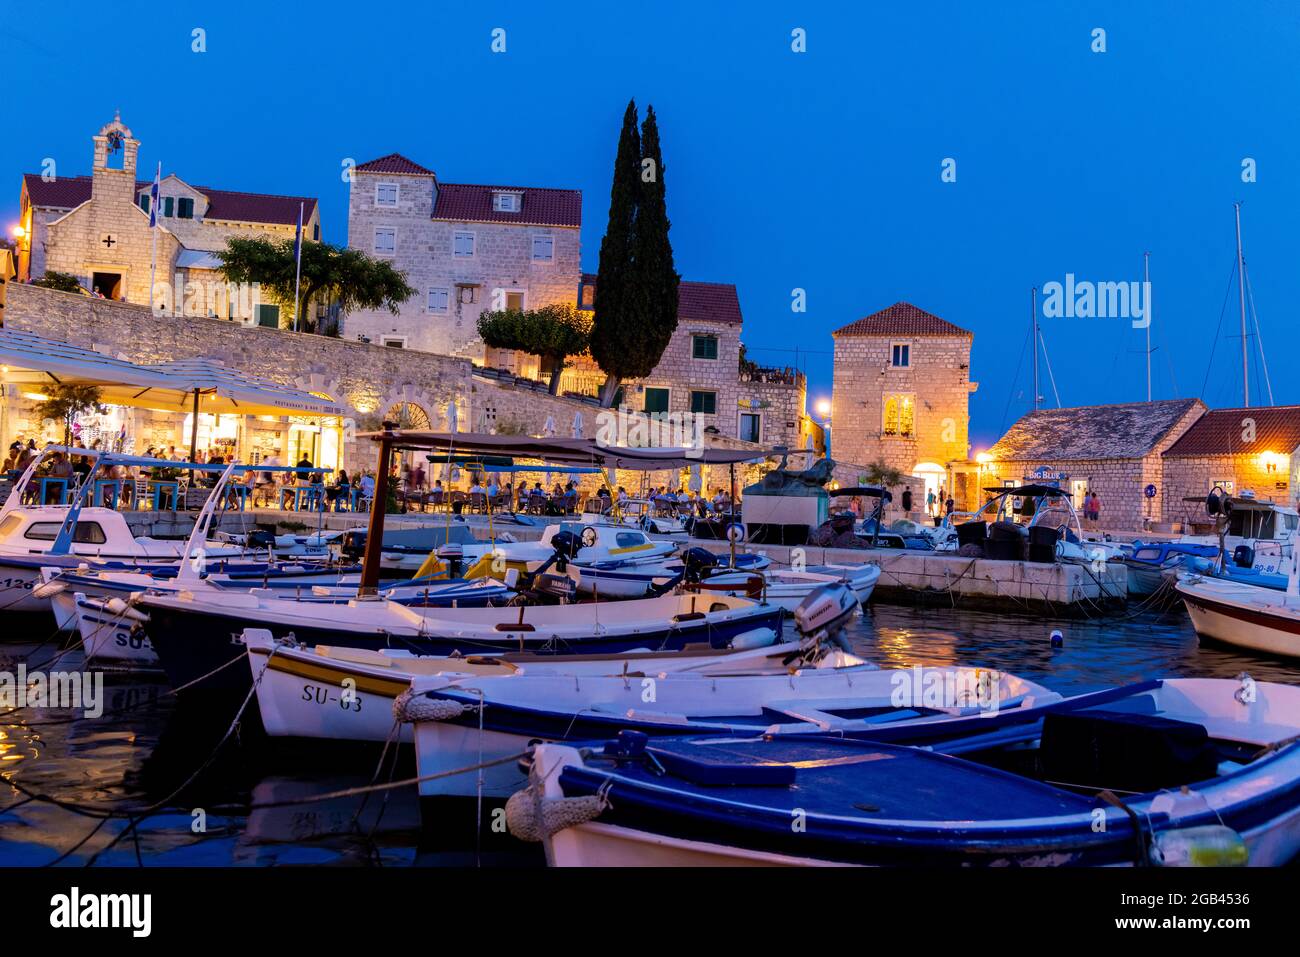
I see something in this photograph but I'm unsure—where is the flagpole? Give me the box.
[292,201,304,332]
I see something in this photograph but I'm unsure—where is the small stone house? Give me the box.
[830,302,977,508]
[1161,405,1300,524]
[983,398,1206,530]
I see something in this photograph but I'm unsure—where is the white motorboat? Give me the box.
[400,586,1061,800]
[1176,532,1300,658]
[241,626,794,744]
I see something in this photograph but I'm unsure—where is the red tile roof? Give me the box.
[1163,406,1300,457]
[432,182,581,228]
[678,281,743,325]
[22,173,317,227]
[355,153,435,176]
[833,302,972,338]
[578,275,742,325]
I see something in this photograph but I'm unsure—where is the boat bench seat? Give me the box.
[1165,715,1297,749]
[1040,709,1221,794]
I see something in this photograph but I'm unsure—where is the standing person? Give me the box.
[945,494,955,517]
[1090,492,1102,529]
[926,487,936,518]
[901,486,913,522]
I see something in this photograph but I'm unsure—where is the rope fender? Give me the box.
[504,780,611,843]
[391,688,472,723]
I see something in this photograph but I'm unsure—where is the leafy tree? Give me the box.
[590,100,642,406]
[216,237,414,333]
[34,384,106,446]
[31,271,85,294]
[477,303,591,395]
[862,459,905,491]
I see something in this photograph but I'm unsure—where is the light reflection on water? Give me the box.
[0,605,1297,865]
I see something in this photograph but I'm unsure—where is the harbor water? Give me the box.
[2,603,1298,866]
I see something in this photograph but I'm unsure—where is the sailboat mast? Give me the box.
[1234,202,1249,408]
[1031,286,1040,411]
[1144,251,1151,402]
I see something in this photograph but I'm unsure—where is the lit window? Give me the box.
[375,183,398,207]
[427,288,450,312]
[882,393,915,437]
[453,231,475,258]
[374,228,396,254]
[531,236,554,261]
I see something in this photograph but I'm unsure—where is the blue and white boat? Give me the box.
[521,677,1300,867]
[1121,541,1220,597]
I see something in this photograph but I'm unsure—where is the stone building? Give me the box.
[15,113,319,325]
[1161,405,1300,524]
[982,398,1206,530]
[830,303,977,505]
[555,274,811,450]
[342,153,582,357]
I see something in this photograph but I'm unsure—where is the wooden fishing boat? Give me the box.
[521,677,1300,866]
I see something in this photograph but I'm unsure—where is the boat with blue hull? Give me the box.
[1121,541,1220,597]
[141,588,786,698]
[521,677,1300,866]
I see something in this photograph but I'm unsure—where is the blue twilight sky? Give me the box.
[3,1,1298,449]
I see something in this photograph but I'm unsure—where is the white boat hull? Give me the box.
[72,595,159,666]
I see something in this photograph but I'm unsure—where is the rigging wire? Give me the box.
[998,322,1032,437]
[1037,326,1063,408]
[1242,262,1275,406]
[1198,260,1240,402]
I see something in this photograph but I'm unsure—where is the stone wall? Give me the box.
[981,456,1155,530]
[831,332,974,475]
[4,283,471,470]
[344,168,581,357]
[1162,448,1300,524]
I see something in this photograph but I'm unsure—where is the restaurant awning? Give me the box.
[360,430,776,470]
[0,329,345,418]
[139,358,346,417]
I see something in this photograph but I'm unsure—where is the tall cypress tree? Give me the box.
[591,100,641,406]
[628,105,680,383]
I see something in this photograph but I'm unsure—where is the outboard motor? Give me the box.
[793,583,860,653]
[1233,544,1255,569]
[546,530,583,573]
[681,547,719,584]
[340,529,366,560]
[246,527,277,551]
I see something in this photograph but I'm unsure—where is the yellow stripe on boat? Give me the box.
[258,651,411,697]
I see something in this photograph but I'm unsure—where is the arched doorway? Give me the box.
[384,401,432,482]
[911,462,947,517]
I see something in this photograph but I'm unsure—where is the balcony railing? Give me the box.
[738,365,804,387]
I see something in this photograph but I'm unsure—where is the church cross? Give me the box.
[101,234,117,249]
